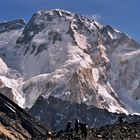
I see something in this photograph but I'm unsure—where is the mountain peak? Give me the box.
[35,9,74,17]
[30,9,74,23]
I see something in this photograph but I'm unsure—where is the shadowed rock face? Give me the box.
[29,96,140,131]
[0,93,51,140]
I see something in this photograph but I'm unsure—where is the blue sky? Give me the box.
[0,0,140,43]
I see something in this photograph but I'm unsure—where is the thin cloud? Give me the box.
[88,13,101,21]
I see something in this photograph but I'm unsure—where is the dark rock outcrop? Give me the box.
[29,96,123,131]
[0,93,51,140]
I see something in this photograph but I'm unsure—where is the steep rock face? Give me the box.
[100,25,140,112]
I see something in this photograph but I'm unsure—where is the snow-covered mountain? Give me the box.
[0,9,140,118]
[0,19,25,106]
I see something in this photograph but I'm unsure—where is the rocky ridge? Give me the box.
[29,96,119,131]
[29,96,140,131]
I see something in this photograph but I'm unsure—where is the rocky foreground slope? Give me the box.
[0,93,51,140]
[51,121,140,140]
